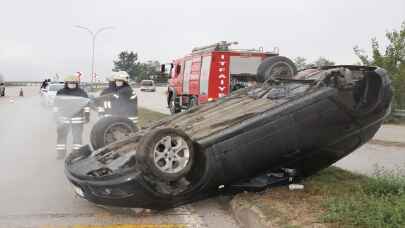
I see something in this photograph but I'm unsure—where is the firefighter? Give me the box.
[54,75,90,159]
[97,71,138,124]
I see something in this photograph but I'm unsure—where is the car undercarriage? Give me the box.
[65,65,393,210]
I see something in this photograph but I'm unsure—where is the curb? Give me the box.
[230,194,272,228]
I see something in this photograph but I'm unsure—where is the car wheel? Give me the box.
[169,95,181,114]
[256,56,297,82]
[137,128,195,181]
[90,116,138,150]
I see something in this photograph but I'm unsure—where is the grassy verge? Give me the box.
[235,167,405,227]
[320,168,405,227]
[138,107,169,127]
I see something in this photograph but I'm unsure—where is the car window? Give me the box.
[48,84,64,91]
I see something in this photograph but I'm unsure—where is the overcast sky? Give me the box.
[0,0,404,81]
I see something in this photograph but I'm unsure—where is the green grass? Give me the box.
[310,167,405,227]
[138,107,169,127]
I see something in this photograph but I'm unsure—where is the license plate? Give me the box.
[72,185,84,197]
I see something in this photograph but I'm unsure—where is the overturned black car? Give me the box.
[65,62,393,210]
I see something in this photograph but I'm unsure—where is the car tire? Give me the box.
[90,116,138,150]
[169,95,181,114]
[256,56,297,82]
[1,90,5,97]
[137,128,195,181]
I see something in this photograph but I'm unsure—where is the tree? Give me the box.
[313,57,335,67]
[294,56,335,70]
[354,22,405,109]
[113,51,161,82]
[113,51,139,80]
[294,57,308,70]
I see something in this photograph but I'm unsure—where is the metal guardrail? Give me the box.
[393,109,405,117]
[5,81,42,86]
[5,81,168,87]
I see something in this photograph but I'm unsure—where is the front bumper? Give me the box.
[64,143,191,210]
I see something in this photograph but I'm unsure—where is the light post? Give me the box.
[74,25,115,86]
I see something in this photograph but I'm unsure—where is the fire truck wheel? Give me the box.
[169,95,181,114]
[189,96,198,109]
[256,56,297,82]
[90,116,138,150]
[137,128,195,181]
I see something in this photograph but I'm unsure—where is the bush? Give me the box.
[322,169,405,227]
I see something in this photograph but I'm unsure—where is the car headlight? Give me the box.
[72,185,84,197]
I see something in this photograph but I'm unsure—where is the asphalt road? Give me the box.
[1,86,404,227]
[0,86,238,228]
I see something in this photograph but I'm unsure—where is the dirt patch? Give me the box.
[233,188,329,228]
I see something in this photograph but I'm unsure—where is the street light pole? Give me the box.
[74,25,115,86]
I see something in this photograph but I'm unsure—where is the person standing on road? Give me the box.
[40,79,50,90]
[97,71,138,124]
[53,75,90,159]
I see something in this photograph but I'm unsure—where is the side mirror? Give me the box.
[161,64,166,73]
[176,65,181,74]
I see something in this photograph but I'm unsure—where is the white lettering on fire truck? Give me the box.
[218,54,227,98]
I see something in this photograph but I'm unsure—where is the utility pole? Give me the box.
[74,25,114,88]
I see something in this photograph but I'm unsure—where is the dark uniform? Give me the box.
[54,85,90,157]
[97,83,138,124]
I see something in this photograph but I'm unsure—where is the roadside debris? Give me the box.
[289,184,305,191]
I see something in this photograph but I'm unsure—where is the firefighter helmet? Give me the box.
[64,75,79,83]
[112,71,129,82]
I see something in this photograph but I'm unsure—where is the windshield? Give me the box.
[141,81,154,86]
[48,84,64,91]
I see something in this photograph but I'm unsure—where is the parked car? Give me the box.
[140,80,156,92]
[40,82,64,106]
[65,63,393,210]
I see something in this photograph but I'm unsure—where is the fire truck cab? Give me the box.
[167,41,296,114]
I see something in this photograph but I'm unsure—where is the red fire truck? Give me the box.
[166,41,296,114]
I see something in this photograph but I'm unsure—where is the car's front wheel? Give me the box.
[137,128,195,181]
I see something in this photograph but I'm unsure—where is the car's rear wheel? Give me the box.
[137,128,195,181]
[90,116,138,150]
[256,56,297,82]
